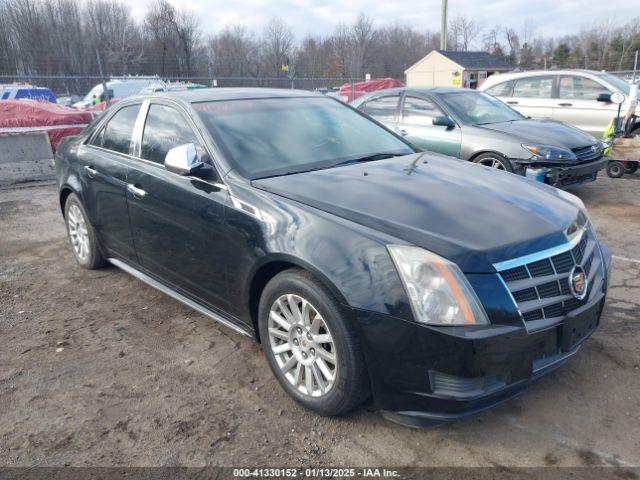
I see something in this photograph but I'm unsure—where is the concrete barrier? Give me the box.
[0,132,54,186]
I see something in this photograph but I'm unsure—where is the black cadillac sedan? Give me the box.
[55,88,612,427]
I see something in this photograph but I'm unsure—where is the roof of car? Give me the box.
[478,69,613,90]
[407,87,471,94]
[360,86,478,98]
[149,87,321,103]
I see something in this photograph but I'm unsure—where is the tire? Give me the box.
[624,162,638,174]
[472,152,513,172]
[64,193,106,269]
[258,268,369,416]
[606,161,625,179]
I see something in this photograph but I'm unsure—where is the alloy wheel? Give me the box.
[478,156,507,170]
[67,204,90,261]
[267,294,337,397]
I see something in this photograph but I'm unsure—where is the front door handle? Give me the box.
[127,184,147,199]
[400,129,409,136]
[558,102,573,107]
[84,166,98,178]
[506,101,519,105]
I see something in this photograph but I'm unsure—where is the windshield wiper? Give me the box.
[330,152,408,168]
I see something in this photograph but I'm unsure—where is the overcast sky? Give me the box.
[132,0,634,42]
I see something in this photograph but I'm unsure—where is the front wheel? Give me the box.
[258,269,369,416]
[472,152,513,172]
[606,161,626,179]
[64,193,106,269]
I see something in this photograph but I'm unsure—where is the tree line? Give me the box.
[1,0,639,90]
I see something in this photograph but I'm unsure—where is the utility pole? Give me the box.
[95,49,109,102]
[440,0,448,50]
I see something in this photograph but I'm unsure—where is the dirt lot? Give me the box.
[0,174,639,468]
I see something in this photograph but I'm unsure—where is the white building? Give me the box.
[405,50,512,89]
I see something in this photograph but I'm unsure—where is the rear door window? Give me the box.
[513,76,554,98]
[140,104,200,164]
[90,104,140,155]
[360,95,400,123]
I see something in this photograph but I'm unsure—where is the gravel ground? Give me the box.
[0,174,639,468]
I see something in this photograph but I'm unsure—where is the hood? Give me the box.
[476,119,597,150]
[253,153,580,273]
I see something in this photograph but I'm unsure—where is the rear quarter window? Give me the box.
[89,104,141,155]
[484,80,513,97]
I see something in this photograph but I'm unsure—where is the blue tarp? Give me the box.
[0,87,57,103]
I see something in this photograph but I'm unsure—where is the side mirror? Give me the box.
[610,91,626,105]
[596,92,612,103]
[432,115,456,129]
[164,143,210,178]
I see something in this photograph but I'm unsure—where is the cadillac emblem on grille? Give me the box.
[569,265,588,300]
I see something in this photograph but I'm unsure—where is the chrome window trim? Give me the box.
[83,96,230,191]
[131,99,150,157]
[493,226,587,273]
[133,98,230,190]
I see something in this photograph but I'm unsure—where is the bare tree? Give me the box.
[262,17,294,78]
[209,25,259,79]
[350,13,375,77]
[143,0,176,76]
[330,23,352,77]
[449,15,482,51]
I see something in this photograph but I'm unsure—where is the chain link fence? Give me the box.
[0,73,367,98]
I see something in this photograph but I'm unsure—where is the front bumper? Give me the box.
[355,245,612,428]
[517,157,607,188]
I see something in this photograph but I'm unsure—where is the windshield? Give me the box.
[439,91,524,125]
[193,97,414,178]
[596,72,640,95]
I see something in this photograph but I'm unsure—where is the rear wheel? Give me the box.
[258,269,369,416]
[64,193,106,269]
[624,162,638,174]
[472,152,513,172]
[606,161,626,179]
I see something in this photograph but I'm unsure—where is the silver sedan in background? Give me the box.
[479,69,640,138]
[352,87,607,188]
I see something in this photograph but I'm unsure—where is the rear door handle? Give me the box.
[400,129,409,136]
[127,184,147,199]
[506,101,518,105]
[558,102,573,107]
[84,166,98,178]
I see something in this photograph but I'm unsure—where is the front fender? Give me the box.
[224,184,414,323]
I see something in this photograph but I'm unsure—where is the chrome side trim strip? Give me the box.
[108,258,253,338]
[493,227,586,272]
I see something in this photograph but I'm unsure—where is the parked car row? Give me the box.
[55,87,611,427]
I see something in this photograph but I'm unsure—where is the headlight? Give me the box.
[522,144,576,161]
[388,245,489,326]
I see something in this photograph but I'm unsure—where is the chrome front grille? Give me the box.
[572,144,602,162]
[496,228,604,331]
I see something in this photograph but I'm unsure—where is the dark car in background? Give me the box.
[55,89,611,426]
[352,87,607,188]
